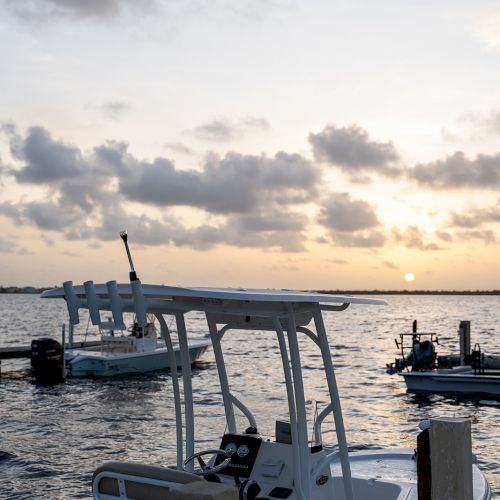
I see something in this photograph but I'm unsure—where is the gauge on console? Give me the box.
[237,444,250,458]
[225,443,237,455]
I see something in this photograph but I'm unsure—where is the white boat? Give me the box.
[388,321,500,397]
[63,323,211,378]
[34,232,211,380]
[399,366,500,397]
[34,298,211,379]
[45,278,491,499]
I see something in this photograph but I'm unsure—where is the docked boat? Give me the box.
[388,320,500,397]
[399,365,500,396]
[31,318,211,379]
[33,232,210,380]
[45,258,491,498]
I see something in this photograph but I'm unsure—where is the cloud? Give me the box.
[23,201,85,230]
[98,100,132,120]
[391,226,443,251]
[0,202,22,223]
[449,199,500,228]
[2,124,314,253]
[457,229,496,244]
[164,142,195,156]
[319,193,380,232]
[9,126,85,183]
[191,116,270,142]
[435,231,453,242]
[382,261,398,270]
[119,151,319,213]
[318,193,386,248]
[0,235,29,255]
[309,125,401,177]
[4,0,156,22]
[331,230,386,248]
[410,151,500,189]
[456,110,500,136]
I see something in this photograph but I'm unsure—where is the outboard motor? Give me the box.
[411,340,436,371]
[387,322,438,373]
[31,338,64,384]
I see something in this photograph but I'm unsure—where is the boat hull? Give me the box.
[400,370,500,397]
[65,339,210,377]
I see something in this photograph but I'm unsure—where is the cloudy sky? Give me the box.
[1,0,500,290]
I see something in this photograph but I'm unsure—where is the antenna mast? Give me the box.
[119,230,139,281]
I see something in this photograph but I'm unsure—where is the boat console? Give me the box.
[215,433,263,478]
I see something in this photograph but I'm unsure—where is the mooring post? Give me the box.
[417,422,432,500]
[458,321,471,366]
[430,418,473,500]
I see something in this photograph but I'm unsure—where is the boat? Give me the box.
[398,365,500,396]
[32,305,211,379]
[387,320,500,397]
[32,231,210,380]
[43,260,490,498]
[56,320,209,378]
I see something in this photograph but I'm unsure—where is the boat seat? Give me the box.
[172,481,239,500]
[92,460,203,500]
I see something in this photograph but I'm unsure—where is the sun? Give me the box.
[404,273,415,282]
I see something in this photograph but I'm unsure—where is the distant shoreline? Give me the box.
[317,290,500,295]
[1,286,500,296]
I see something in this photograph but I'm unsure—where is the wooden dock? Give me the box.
[0,340,101,371]
[0,340,101,360]
[0,345,32,360]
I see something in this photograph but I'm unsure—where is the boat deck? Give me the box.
[65,338,211,360]
[329,448,490,500]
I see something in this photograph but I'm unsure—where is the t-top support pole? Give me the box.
[286,304,310,500]
[207,316,236,433]
[156,313,184,469]
[175,312,195,470]
[312,304,353,500]
[273,316,305,500]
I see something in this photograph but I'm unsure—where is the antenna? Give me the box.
[119,230,138,281]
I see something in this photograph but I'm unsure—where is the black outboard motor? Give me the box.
[31,338,64,384]
[387,322,438,373]
[411,340,436,371]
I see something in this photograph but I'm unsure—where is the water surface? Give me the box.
[0,294,498,498]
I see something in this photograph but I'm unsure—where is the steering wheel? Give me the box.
[182,449,232,476]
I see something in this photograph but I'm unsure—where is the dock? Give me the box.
[0,340,101,374]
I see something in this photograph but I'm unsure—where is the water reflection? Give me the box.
[0,294,499,497]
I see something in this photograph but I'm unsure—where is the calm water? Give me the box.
[0,293,499,498]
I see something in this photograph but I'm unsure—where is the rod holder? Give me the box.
[84,281,102,326]
[106,280,125,330]
[131,279,147,327]
[63,281,81,325]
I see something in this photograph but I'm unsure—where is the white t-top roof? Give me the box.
[41,283,387,306]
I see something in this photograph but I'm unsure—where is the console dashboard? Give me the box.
[214,433,263,478]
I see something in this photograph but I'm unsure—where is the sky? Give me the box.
[1,0,500,290]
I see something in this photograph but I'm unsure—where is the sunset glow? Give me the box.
[1,2,500,290]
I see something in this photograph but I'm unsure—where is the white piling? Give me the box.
[430,418,473,500]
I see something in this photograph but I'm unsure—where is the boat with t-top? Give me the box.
[42,245,491,499]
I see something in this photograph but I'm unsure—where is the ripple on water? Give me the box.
[0,294,499,497]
